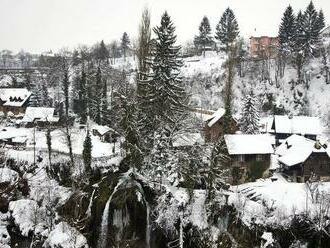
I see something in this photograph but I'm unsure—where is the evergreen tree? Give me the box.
[302,1,321,56]
[215,7,239,53]
[143,11,187,132]
[62,70,70,118]
[121,32,130,60]
[316,10,326,33]
[79,68,87,124]
[82,130,92,174]
[46,128,52,167]
[93,66,102,124]
[101,77,108,125]
[29,86,42,107]
[95,40,109,62]
[239,92,260,134]
[195,16,213,57]
[278,5,296,53]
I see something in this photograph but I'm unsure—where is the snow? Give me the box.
[0,88,31,107]
[43,222,88,248]
[206,107,225,127]
[92,124,114,136]
[261,232,275,247]
[0,167,19,184]
[230,179,330,227]
[224,134,274,155]
[9,199,46,237]
[22,107,59,123]
[173,132,203,147]
[0,125,121,158]
[0,212,10,247]
[276,134,329,166]
[272,115,322,136]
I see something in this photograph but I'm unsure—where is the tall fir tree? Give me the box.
[79,68,87,124]
[95,40,109,62]
[143,11,187,131]
[121,32,130,61]
[62,70,70,118]
[94,66,102,124]
[215,7,239,53]
[82,130,92,175]
[101,77,108,125]
[316,10,326,33]
[302,1,321,56]
[239,92,260,134]
[195,16,213,57]
[278,5,296,53]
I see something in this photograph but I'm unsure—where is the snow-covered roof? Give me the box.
[0,88,31,107]
[92,125,114,136]
[224,134,274,155]
[206,107,225,127]
[272,115,322,135]
[22,107,59,123]
[276,134,329,167]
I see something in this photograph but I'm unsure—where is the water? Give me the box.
[146,201,151,248]
[86,188,96,217]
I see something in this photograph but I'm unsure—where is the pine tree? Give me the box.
[62,70,70,118]
[239,92,260,134]
[79,68,87,124]
[46,128,52,167]
[215,7,239,53]
[302,1,321,56]
[316,10,326,33]
[143,11,187,131]
[278,5,296,53]
[101,77,108,125]
[96,40,109,62]
[29,86,42,107]
[93,66,102,124]
[195,16,213,57]
[121,32,130,61]
[82,130,92,174]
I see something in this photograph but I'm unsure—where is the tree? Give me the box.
[46,128,52,168]
[95,40,109,62]
[195,16,213,57]
[121,32,131,61]
[215,8,239,53]
[79,68,87,124]
[278,5,296,53]
[93,66,102,124]
[316,9,326,33]
[101,76,108,125]
[239,92,260,134]
[302,1,321,56]
[142,11,187,132]
[82,130,92,175]
[62,69,70,118]
[206,137,229,199]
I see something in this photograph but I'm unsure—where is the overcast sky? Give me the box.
[1,0,330,53]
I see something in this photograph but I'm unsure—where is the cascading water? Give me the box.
[146,201,151,248]
[86,188,96,217]
[97,182,123,248]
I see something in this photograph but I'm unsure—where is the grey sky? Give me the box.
[1,0,329,53]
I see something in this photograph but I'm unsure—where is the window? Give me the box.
[256,154,263,161]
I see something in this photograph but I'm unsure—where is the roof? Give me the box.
[206,107,226,127]
[272,115,322,136]
[224,134,274,155]
[0,88,31,107]
[276,135,329,167]
[92,125,114,136]
[22,107,59,123]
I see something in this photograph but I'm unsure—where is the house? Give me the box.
[249,36,279,58]
[203,107,237,142]
[224,134,275,183]
[270,115,322,144]
[0,88,31,115]
[22,107,60,127]
[92,125,118,143]
[276,135,330,182]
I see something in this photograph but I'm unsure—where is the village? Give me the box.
[1,82,329,186]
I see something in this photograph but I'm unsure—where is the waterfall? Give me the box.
[113,205,130,241]
[97,182,123,248]
[86,188,96,217]
[146,201,151,248]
